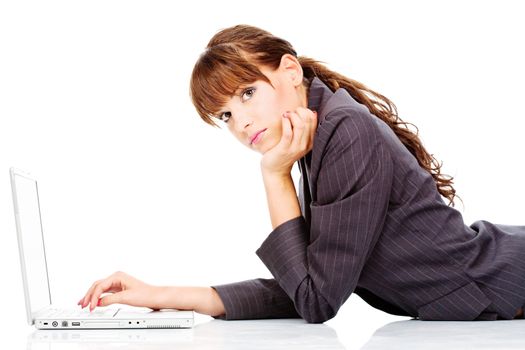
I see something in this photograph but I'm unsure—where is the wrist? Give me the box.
[261,168,292,182]
[260,162,292,179]
[152,285,176,310]
[261,169,301,230]
[154,286,225,317]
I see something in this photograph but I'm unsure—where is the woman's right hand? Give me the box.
[78,271,160,311]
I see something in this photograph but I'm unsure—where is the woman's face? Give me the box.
[216,54,308,155]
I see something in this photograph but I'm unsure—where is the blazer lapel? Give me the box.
[309,87,354,202]
[307,80,371,205]
[298,152,313,227]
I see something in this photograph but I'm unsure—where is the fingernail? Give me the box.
[97,299,102,306]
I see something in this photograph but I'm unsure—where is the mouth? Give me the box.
[250,128,267,145]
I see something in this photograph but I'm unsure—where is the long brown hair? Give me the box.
[190,24,460,207]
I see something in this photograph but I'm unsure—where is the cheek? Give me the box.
[267,88,292,120]
[264,90,291,143]
[255,89,281,113]
[273,85,290,107]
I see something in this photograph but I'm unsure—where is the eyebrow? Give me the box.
[234,84,251,95]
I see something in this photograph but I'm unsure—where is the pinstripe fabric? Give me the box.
[211,77,525,323]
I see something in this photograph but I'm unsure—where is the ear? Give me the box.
[279,54,304,87]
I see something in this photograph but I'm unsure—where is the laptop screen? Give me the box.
[11,169,52,320]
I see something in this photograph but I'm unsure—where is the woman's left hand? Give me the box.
[260,107,317,176]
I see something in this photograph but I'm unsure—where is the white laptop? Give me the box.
[10,167,194,329]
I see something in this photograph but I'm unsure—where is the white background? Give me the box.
[1,0,524,348]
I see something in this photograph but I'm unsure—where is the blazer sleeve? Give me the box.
[210,278,300,320]
[256,107,394,323]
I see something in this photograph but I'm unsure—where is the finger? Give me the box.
[295,108,312,149]
[80,279,104,308]
[311,110,318,143]
[100,289,150,309]
[82,271,126,308]
[286,110,307,152]
[82,280,122,309]
[89,278,122,311]
[98,291,125,307]
[306,109,317,147]
[87,277,118,311]
[295,108,317,152]
[280,112,293,147]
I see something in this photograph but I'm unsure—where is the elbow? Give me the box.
[296,296,337,324]
[303,314,332,324]
[293,277,340,323]
[301,308,336,323]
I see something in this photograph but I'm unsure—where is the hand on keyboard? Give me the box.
[78,271,162,312]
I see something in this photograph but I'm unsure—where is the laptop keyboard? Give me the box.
[45,307,119,318]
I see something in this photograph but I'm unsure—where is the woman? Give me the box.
[79,24,525,323]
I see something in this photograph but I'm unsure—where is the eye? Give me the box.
[219,111,231,123]
[241,87,255,101]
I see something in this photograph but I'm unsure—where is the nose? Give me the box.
[233,113,253,133]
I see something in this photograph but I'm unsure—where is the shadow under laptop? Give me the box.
[27,318,346,349]
[360,318,525,349]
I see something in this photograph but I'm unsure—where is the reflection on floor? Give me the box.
[361,319,525,349]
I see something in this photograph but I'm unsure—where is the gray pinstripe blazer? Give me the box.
[212,77,525,323]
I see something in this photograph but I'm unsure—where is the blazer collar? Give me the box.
[300,77,359,204]
[303,76,336,169]
[307,77,334,125]
[298,77,336,207]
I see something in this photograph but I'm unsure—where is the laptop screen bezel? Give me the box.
[10,168,52,325]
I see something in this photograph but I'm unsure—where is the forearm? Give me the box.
[211,278,301,320]
[155,286,225,317]
[261,170,302,230]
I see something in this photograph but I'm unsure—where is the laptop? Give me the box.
[10,167,194,329]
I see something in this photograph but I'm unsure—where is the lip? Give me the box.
[250,128,267,145]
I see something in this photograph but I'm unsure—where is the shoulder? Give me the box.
[314,100,390,174]
[315,93,383,155]
[317,87,381,134]
[327,106,379,137]
[313,102,395,205]
[309,89,395,204]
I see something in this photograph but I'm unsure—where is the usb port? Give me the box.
[72,322,81,326]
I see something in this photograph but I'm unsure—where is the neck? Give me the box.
[297,81,309,108]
